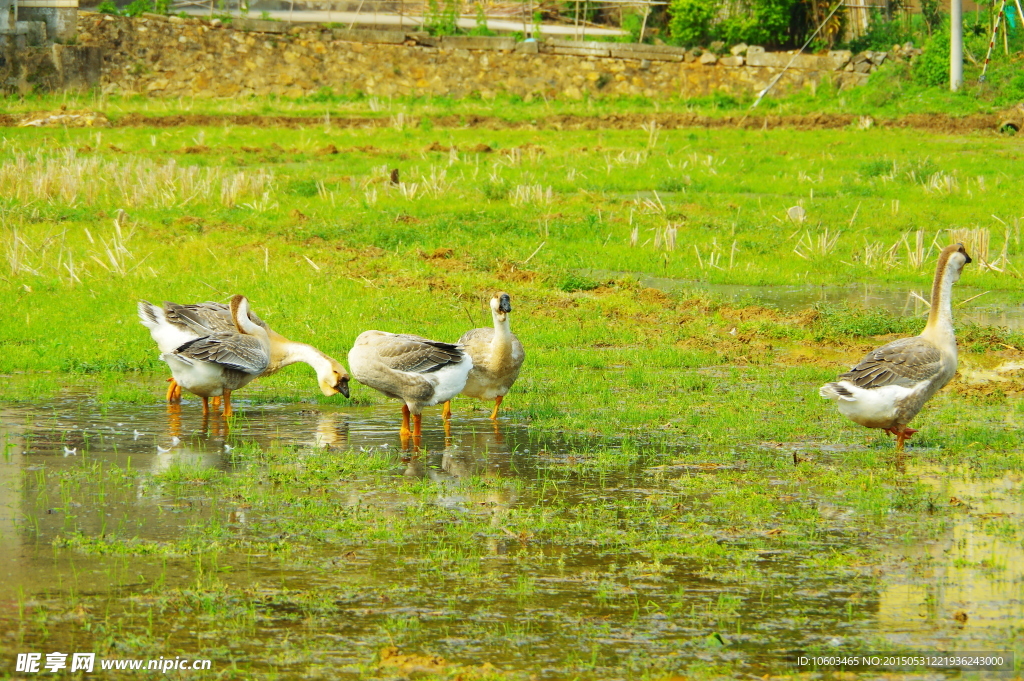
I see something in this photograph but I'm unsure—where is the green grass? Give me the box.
[2,120,1022,389]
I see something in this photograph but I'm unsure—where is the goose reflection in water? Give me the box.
[310,411,349,451]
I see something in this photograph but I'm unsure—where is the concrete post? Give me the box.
[1,0,16,34]
[18,0,77,42]
[950,0,963,91]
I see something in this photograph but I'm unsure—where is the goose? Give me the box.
[138,298,350,404]
[819,243,972,450]
[143,295,270,416]
[348,331,473,438]
[443,292,525,421]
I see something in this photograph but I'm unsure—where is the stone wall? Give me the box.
[68,13,883,100]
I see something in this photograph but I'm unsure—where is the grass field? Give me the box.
[1,98,1023,679]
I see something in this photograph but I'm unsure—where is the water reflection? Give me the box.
[0,408,27,615]
[877,465,1024,643]
[959,360,1024,387]
[0,400,541,476]
[401,420,525,483]
[0,399,543,605]
[312,411,348,450]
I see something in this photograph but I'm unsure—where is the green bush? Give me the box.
[920,0,943,34]
[669,0,798,47]
[424,0,460,36]
[96,0,120,14]
[717,0,795,46]
[668,0,719,46]
[468,3,496,36]
[622,10,646,43]
[846,10,910,52]
[1007,69,1024,101]
[912,28,949,86]
[123,0,154,16]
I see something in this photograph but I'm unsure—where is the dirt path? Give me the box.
[0,111,1011,134]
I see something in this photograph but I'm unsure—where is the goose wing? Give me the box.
[457,327,492,351]
[174,334,270,375]
[376,334,466,374]
[165,301,269,335]
[840,337,941,389]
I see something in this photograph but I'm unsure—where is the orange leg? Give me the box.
[201,396,210,416]
[886,425,919,452]
[442,400,452,421]
[400,404,412,438]
[222,391,233,417]
[166,377,182,403]
[489,395,504,420]
[412,413,423,438]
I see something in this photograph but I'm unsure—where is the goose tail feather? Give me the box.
[138,300,162,329]
[819,382,856,401]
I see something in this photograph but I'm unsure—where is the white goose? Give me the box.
[348,331,473,438]
[443,292,525,420]
[820,243,972,450]
[143,295,269,416]
[138,298,350,404]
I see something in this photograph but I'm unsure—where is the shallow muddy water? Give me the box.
[1,395,1020,678]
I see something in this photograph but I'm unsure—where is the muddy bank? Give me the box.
[0,111,1009,134]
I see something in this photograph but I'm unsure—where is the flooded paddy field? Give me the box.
[2,390,1022,679]
[2,107,1024,678]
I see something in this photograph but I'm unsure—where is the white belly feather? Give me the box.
[161,353,228,397]
[422,358,474,406]
[820,380,919,429]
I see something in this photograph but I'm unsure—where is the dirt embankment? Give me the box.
[0,111,1012,134]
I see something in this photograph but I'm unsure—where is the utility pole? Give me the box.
[950,0,963,91]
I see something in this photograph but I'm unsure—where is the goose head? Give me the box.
[941,243,972,284]
[318,358,351,398]
[490,291,512,323]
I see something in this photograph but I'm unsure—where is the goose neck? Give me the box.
[491,311,513,345]
[922,259,957,346]
[277,340,330,373]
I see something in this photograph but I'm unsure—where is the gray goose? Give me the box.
[148,295,270,416]
[348,331,473,438]
[139,299,349,403]
[820,243,972,450]
[443,292,525,421]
